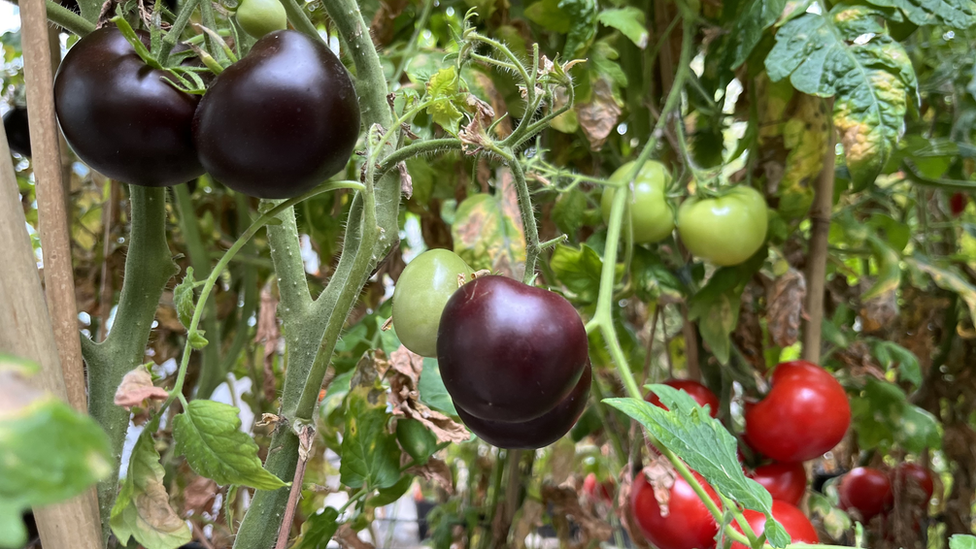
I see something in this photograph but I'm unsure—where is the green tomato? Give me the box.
[395,418,438,465]
[601,160,675,244]
[392,249,473,357]
[236,0,287,39]
[676,186,768,266]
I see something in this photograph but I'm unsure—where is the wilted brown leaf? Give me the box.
[388,346,469,444]
[183,474,218,515]
[733,282,766,372]
[135,481,191,538]
[860,287,898,333]
[405,458,454,495]
[512,498,544,549]
[766,268,807,348]
[397,161,413,199]
[541,484,613,548]
[335,523,375,549]
[255,282,280,404]
[577,77,622,151]
[114,364,168,410]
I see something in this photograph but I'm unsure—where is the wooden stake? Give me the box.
[21,0,87,412]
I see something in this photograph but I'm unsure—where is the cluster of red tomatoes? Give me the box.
[53,25,360,199]
[391,249,591,450]
[836,463,934,528]
[630,361,853,549]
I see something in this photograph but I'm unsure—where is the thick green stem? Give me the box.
[156,0,200,65]
[174,183,223,398]
[495,148,541,282]
[44,0,95,35]
[279,0,318,39]
[377,138,464,178]
[82,186,178,541]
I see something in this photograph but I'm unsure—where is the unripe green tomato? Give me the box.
[392,249,473,357]
[396,418,438,465]
[676,185,768,266]
[236,0,287,39]
[601,160,675,244]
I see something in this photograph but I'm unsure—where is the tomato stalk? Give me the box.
[43,0,96,36]
[155,0,200,66]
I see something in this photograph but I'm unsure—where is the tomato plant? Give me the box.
[601,160,674,244]
[676,186,768,266]
[892,462,935,506]
[838,467,893,520]
[730,501,819,549]
[193,30,360,199]
[631,469,720,549]
[391,248,473,357]
[744,361,851,463]
[645,379,720,418]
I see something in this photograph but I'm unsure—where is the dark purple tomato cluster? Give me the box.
[435,275,591,450]
[53,27,360,197]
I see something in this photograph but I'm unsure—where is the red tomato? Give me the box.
[744,361,851,462]
[630,470,720,549]
[583,473,613,503]
[645,379,720,419]
[746,462,807,506]
[839,467,893,521]
[730,500,818,549]
[892,462,934,507]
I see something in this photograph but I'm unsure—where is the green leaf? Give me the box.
[551,188,587,238]
[732,0,787,68]
[339,389,401,490]
[452,192,526,279]
[604,389,790,548]
[951,535,976,549]
[174,266,196,330]
[868,338,921,387]
[525,0,598,56]
[425,67,464,135]
[525,0,572,32]
[597,8,648,48]
[173,400,287,490]
[550,243,617,304]
[0,361,113,548]
[631,249,686,303]
[189,331,209,350]
[367,474,414,507]
[419,358,457,416]
[110,428,192,549]
[687,261,762,364]
[766,5,917,190]
[865,0,976,27]
[850,379,941,453]
[293,507,340,549]
[905,255,976,323]
[863,235,901,301]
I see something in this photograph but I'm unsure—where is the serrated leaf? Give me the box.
[766,6,916,190]
[110,428,192,549]
[552,188,587,237]
[951,535,976,549]
[687,262,761,364]
[604,389,791,548]
[905,255,976,323]
[866,0,976,27]
[419,358,456,415]
[174,266,196,330]
[550,243,622,304]
[732,0,787,68]
[597,8,648,48]
[293,507,340,549]
[525,0,597,56]
[452,190,526,280]
[339,389,401,490]
[851,379,941,453]
[631,249,686,303]
[868,338,921,387]
[426,67,464,136]
[173,400,287,490]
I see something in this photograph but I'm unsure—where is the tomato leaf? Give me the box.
[173,266,196,330]
[419,358,457,416]
[550,243,618,304]
[631,249,686,303]
[525,0,598,57]
[339,389,401,490]
[110,426,192,549]
[0,356,112,548]
[173,400,287,490]
[425,67,465,136]
[863,0,976,27]
[597,8,648,48]
[951,535,976,549]
[731,0,787,68]
[604,389,791,548]
[766,5,917,190]
[292,507,340,549]
[851,379,941,453]
[551,188,588,238]
[905,255,976,323]
[687,259,763,364]
[867,338,921,387]
[452,190,526,280]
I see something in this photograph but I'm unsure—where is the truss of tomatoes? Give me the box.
[391,250,591,450]
[53,25,360,199]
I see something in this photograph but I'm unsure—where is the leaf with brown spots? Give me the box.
[766,268,807,348]
[114,364,168,410]
[576,77,622,151]
[451,176,526,280]
[388,346,469,444]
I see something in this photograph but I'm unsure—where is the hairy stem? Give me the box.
[44,0,96,35]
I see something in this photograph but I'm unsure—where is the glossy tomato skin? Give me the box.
[54,27,204,187]
[892,462,935,506]
[645,379,720,419]
[236,0,287,38]
[3,106,31,157]
[437,276,588,423]
[839,467,893,520]
[392,249,473,357]
[631,470,720,549]
[454,362,590,449]
[746,462,807,506]
[730,501,818,549]
[744,360,850,463]
[194,30,360,199]
[601,160,674,244]
[677,186,768,266]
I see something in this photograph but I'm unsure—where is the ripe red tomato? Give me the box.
[746,462,807,506]
[744,361,850,463]
[630,470,720,549]
[54,27,205,187]
[437,276,588,423]
[645,379,720,419]
[838,467,893,521]
[453,362,591,450]
[194,30,361,199]
[892,462,934,507]
[730,500,818,549]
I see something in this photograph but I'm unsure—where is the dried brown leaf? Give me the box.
[406,458,455,495]
[577,78,622,151]
[335,523,375,549]
[541,484,614,548]
[766,268,807,347]
[114,365,169,410]
[255,282,280,404]
[397,161,413,199]
[733,282,767,372]
[388,346,469,443]
[183,475,218,514]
